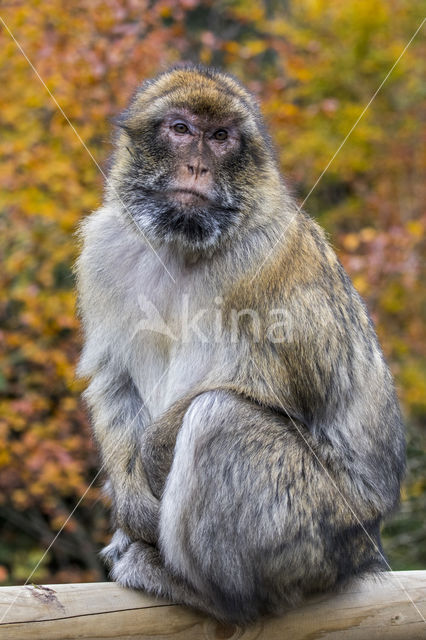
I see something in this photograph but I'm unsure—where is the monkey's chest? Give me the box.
[129,328,219,422]
[123,253,231,420]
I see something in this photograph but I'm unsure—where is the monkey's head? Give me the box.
[108,65,280,252]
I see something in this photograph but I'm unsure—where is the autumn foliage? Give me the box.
[0,0,424,584]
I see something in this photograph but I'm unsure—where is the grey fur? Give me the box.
[76,66,405,624]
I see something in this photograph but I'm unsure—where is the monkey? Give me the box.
[76,65,405,624]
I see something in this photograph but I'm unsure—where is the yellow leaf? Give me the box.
[407,220,423,238]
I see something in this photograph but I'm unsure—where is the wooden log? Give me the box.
[0,571,425,639]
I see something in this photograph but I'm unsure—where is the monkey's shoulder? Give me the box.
[233,212,372,336]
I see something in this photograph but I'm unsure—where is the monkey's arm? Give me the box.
[82,357,160,544]
[259,275,404,518]
[76,212,161,544]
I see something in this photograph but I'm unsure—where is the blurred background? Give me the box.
[0,0,424,585]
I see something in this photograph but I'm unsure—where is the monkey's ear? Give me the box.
[112,113,133,134]
[112,111,147,138]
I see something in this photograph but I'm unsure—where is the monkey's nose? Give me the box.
[187,163,208,178]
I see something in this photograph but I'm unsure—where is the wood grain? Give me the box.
[0,571,425,639]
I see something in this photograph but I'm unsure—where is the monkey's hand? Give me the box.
[139,403,188,498]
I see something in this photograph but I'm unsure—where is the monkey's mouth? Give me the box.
[167,188,210,204]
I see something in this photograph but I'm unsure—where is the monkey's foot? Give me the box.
[100,529,132,568]
[110,540,169,592]
[110,541,200,605]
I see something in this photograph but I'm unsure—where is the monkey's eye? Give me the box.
[213,129,228,141]
[173,123,189,134]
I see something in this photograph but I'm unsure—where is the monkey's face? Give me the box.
[109,67,277,252]
[123,108,244,250]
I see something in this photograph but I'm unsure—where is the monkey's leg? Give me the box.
[85,361,159,544]
[154,390,386,623]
